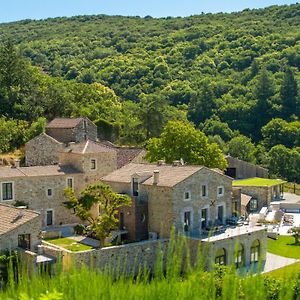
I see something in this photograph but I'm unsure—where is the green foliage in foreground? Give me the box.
[45,238,93,252]
[267,236,300,259]
[0,264,299,300]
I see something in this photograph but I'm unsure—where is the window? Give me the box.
[18,234,31,250]
[250,240,260,263]
[215,248,226,265]
[66,177,74,189]
[184,191,191,201]
[250,198,258,211]
[132,178,139,196]
[217,205,224,224]
[46,210,54,226]
[184,211,191,232]
[201,185,208,197]
[47,188,53,197]
[2,182,13,201]
[91,159,97,170]
[217,186,224,197]
[235,244,244,268]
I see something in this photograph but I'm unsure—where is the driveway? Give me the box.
[262,252,299,274]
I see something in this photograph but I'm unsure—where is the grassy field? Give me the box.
[265,262,300,279]
[233,178,286,187]
[267,236,300,259]
[46,237,94,252]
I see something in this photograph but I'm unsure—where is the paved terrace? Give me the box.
[185,225,265,242]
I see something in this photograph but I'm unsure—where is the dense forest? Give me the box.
[0,4,299,181]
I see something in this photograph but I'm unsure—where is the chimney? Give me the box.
[153,170,160,185]
[14,159,20,168]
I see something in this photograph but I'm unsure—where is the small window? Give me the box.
[18,234,31,250]
[217,186,224,197]
[250,199,258,211]
[91,159,96,170]
[47,188,53,197]
[201,185,207,197]
[2,182,13,201]
[132,178,139,196]
[184,191,191,201]
[66,177,74,189]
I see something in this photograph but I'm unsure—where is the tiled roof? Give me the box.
[46,118,84,129]
[99,142,144,168]
[0,165,80,179]
[102,163,204,187]
[65,140,117,154]
[241,194,253,206]
[0,204,40,236]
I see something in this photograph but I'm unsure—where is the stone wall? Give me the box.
[42,239,169,276]
[0,173,83,227]
[225,156,268,179]
[0,214,41,251]
[46,118,97,143]
[25,133,64,166]
[236,186,272,211]
[199,227,267,270]
[172,168,233,233]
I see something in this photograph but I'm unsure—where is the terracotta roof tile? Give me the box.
[102,163,204,187]
[46,118,84,129]
[0,204,40,236]
[65,140,117,154]
[0,165,80,179]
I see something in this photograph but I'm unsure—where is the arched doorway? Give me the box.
[215,248,226,265]
[250,239,260,263]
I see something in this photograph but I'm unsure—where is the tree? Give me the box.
[268,145,300,183]
[145,120,227,170]
[280,67,299,119]
[64,183,131,247]
[227,135,256,163]
[288,226,300,245]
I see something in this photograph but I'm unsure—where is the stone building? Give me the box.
[25,133,65,166]
[45,117,97,144]
[233,178,286,212]
[225,155,268,179]
[102,162,238,239]
[0,204,41,251]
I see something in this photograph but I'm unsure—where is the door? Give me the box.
[46,210,53,226]
[184,211,191,232]
[201,208,208,229]
[217,206,224,224]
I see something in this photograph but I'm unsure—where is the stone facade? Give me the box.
[46,118,97,144]
[225,156,268,179]
[103,165,237,239]
[25,133,64,166]
[0,208,41,252]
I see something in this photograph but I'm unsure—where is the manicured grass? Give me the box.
[267,236,300,259]
[233,177,286,187]
[46,237,93,252]
[265,262,300,278]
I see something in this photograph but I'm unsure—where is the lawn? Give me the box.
[265,262,300,278]
[46,237,93,252]
[233,177,286,187]
[267,235,300,259]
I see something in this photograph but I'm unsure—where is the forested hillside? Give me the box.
[0,4,299,180]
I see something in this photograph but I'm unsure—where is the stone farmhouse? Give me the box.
[0,117,268,271]
[0,204,41,251]
[25,117,97,166]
